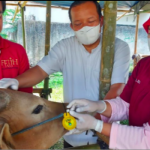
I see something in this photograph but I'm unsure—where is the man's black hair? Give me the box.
[1,1,6,13]
[69,1,102,22]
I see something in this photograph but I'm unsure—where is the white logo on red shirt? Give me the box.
[135,79,141,84]
[1,58,18,68]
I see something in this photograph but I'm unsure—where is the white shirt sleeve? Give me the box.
[111,38,130,85]
[37,40,66,75]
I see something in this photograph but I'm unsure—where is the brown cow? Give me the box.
[0,89,68,149]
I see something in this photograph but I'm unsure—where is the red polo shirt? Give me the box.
[0,36,33,93]
[120,56,150,126]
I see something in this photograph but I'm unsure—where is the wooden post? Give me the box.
[98,1,117,147]
[20,6,26,49]
[96,132,109,145]
[116,5,135,22]
[116,11,130,21]
[67,144,100,149]
[100,1,117,100]
[43,1,51,99]
[133,14,140,67]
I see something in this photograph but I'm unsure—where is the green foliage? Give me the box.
[49,138,64,149]
[50,72,63,87]
[129,65,133,73]
[3,9,21,32]
[35,72,63,102]
[0,9,21,40]
[0,33,7,39]
[120,120,129,125]
[36,72,63,89]
[129,61,134,73]
[51,86,63,102]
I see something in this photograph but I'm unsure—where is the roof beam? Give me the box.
[6,2,135,12]
[116,11,129,21]
[132,1,149,14]
[12,1,28,22]
[116,4,136,21]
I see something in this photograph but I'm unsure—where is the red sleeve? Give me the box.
[17,45,33,93]
[120,61,141,103]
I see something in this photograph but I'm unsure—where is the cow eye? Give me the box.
[32,105,43,114]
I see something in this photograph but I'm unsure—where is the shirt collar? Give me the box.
[0,36,10,49]
[91,34,102,53]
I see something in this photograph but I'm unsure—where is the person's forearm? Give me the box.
[96,122,111,146]
[16,66,48,88]
[104,83,125,100]
[100,101,112,118]
[100,97,129,124]
[101,122,111,136]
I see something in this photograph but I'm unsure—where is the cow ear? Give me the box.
[0,123,14,149]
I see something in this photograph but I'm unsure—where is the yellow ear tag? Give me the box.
[62,112,76,130]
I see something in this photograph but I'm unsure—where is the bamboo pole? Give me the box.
[12,6,19,22]
[96,132,109,145]
[20,6,26,49]
[33,88,52,94]
[44,1,51,56]
[12,2,27,22]
[100,1,117,100]
[67,144,100,149]
[133,14,140,67]
[43,1,51,99]
[21,1,28,7]
[98,2,117,147]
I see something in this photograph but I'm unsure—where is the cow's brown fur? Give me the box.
[0,89,67,149]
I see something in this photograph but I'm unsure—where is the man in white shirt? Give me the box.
[0,1,130,148]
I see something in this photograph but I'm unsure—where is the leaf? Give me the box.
[1,8,21,41]
[0,33,8,39]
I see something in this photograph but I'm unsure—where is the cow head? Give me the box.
[0,89,67,149]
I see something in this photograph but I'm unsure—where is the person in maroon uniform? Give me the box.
[0,1,32,93]
[67,56,150,149]
[66,21,150,149]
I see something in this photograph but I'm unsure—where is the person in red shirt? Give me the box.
[65,24,150,149]
[0,1,32,93]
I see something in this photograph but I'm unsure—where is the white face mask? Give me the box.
[74,24,101,45]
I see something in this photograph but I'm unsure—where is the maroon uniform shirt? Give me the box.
[121,56,150,126]
[0,36,33,93]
